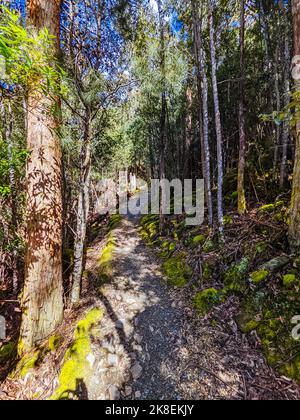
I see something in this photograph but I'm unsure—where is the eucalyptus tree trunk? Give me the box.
[208,0,224,238]
[71,109,92,305]
[19,0,64,354]
[289,0,300,251]
[237,0,247,215]
[191,0,213,226]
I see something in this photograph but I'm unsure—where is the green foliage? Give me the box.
[0,139,28,199]
[0,6,65,94]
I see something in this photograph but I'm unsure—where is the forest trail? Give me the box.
[91,214,299,401]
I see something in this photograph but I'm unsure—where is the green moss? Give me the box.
[244,320,259,333]
[97,234,116,284]
[231,191,238,201]
[223,215,233,226]
[258,204,275,213]
[161,240,170,249]
[237,286,300,384]
[48,335,62,352]
[139,215,160,245]
[99,239,115,266]
[275,200,285,209]
[162,255,192,287]
[211,319,218,328]
[173,231,179,241]
[255,242,267,254]
[194,288,222,315]
[203,240,214,253]
[50,308,103,400]
[169,242,176,252]
[140,214,159,226]
[224,257,249,294]
[283,274,297,288]
[107,214,122,232]
[0,342,16,362]
[191,234,206,247]
[236,310,258,334]
[280,356,300,382]
[18,350,41,378]
[202,262,213,281]
[159,240,170,258]
[250,269,269,285]
[294,256,300,269]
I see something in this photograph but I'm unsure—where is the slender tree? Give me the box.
[237,0,247,215]
[19,0,64,354]
[191,0,213,226]
[157,0,167,232]
[67,0,95,305]
[279,0,291,188]
[208,0,224,237]
[67,0,130,304]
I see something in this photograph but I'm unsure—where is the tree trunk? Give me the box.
[192,0,213,226]
[274,46,281,179]
[237,0,247,215]
[157,0,167,232]
[19,0,64,354]
[184,86,193,179]
[280,0,291,189]
[289,0,300,251]
[71,109,92,305]
[208,0,224,238]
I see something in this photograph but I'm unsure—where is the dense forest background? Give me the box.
[0,0,300,400]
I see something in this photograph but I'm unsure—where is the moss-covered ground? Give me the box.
[139,199,300,385]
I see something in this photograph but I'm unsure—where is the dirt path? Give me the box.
[91,216,300,400]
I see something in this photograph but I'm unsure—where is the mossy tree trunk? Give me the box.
[19,0,64,354]
[289,0,300,252]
